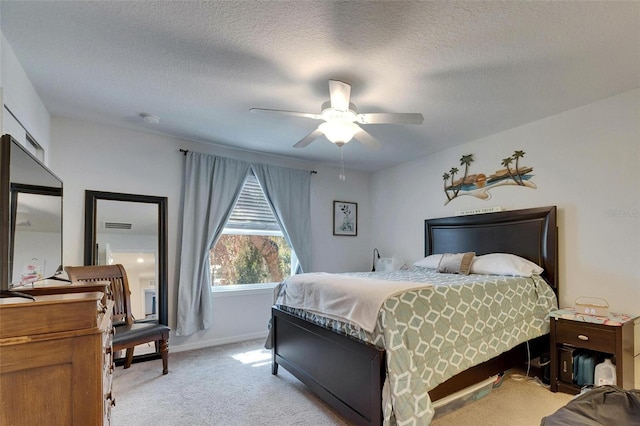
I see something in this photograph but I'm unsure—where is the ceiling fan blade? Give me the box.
[293,128,324,148]
[357,112,424,125]
[328,80,351,111]
[250,108,322,120]
[353,127,382,150]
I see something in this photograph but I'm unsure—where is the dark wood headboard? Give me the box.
[425,206,558,292]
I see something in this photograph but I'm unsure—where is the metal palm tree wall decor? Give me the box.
[442,151,535,205]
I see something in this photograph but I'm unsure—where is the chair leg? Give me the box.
[124,348,134,369]
[160,338,169,375]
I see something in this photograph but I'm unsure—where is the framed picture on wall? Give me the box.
[333,201,357,236]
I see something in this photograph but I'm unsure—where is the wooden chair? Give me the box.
[65,264,169,374]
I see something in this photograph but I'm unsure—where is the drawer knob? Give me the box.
[106,393,117,407]
[577,334,589,341]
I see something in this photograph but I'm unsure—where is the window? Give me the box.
[209,172,295,286]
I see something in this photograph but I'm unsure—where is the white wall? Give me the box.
[50,117,372,350]
[372,89,640,316]
[1,32,51,159]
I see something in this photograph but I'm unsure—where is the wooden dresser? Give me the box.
[0,292,115,425]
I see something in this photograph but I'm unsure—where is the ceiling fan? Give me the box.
[250,80,424,150]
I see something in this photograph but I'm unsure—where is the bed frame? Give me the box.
[271,206,558,425]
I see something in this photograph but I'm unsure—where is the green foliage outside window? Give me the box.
[210,234,292,286]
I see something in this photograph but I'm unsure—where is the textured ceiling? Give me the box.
[2,1,639,171]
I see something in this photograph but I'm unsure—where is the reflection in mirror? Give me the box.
[95,199,159,321]
[10,187,63,285]
[85,190,168,364]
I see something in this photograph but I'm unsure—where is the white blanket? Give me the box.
[276,272,433,333]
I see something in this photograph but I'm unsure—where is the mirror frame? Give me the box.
[84,190,168,327]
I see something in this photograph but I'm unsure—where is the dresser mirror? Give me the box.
[84,190,168,362]
[1,134,63,292]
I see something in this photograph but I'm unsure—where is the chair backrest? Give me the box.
[65,264,133,325]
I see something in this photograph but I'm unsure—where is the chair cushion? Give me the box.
[113,322,170,346]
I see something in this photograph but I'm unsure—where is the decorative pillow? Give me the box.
[437,252,475,275]
[470,253,544,277]
[413,254,443,269]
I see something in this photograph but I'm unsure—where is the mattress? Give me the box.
[276,267,557,425]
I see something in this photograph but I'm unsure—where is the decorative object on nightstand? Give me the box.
[574,297,609,317]
[549,308,638,394]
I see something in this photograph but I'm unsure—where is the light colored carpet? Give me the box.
[112,339,572,425]
[431,373,573,426]
[112,339,347,426]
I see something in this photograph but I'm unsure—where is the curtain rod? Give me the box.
[179,149,318,174]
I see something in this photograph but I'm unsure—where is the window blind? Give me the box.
[226,173,280,231]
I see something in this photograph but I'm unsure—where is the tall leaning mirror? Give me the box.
[84,190,168,361]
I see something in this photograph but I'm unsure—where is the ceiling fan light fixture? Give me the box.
[320,101,358,121]
[251,80,421,150]
[319,121,359,146]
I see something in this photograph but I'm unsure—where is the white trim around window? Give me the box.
[210,281,279,297]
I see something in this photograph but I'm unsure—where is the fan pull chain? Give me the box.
[339,147,346,181]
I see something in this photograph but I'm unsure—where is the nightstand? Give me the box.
[549,310,638,394]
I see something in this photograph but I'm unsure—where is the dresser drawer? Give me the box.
[555,320,616,353]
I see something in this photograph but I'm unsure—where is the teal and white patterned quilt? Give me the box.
[277,267,557,425]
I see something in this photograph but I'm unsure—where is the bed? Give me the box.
[270,206,558,425]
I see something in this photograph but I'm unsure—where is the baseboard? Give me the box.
[171,331,268,353]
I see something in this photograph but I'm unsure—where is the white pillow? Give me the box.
[470,253,544,277]
[413,254,443,269]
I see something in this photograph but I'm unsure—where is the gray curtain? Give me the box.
[176,152,251,336]
[252,164,312,274]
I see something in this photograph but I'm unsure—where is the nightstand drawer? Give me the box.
[555,320,616,353]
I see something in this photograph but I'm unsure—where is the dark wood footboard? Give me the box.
[272,306,548,425]
[272,307,385,425]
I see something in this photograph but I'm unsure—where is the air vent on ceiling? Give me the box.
[104,221,132,230]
